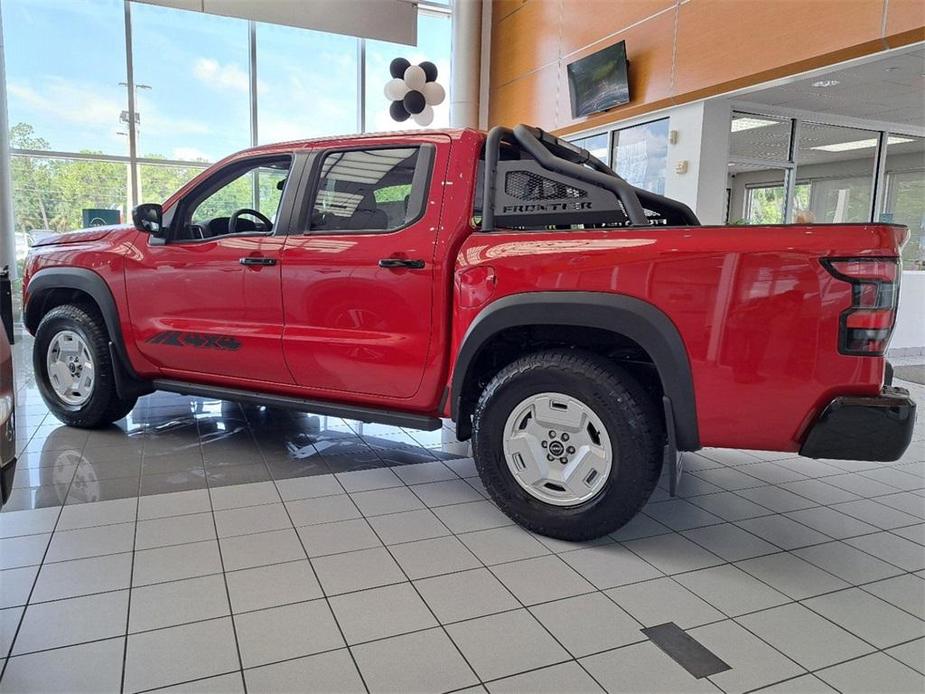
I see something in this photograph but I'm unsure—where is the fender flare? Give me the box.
[25,267,141,381]
[451,292,700,451]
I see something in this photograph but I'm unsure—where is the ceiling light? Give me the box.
[811,136,914,152]
[812,79,841,88]
[731,117,778,132]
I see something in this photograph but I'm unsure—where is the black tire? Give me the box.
[472,349,663,541]
[34,304,137,428]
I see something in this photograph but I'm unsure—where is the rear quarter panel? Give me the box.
[453,224,903,451]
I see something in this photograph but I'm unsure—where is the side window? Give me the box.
[180,157,291,240]
[309,147,428,233]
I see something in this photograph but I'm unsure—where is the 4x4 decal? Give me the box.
[146,331,241,351]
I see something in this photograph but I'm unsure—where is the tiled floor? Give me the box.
[1,331,924,693]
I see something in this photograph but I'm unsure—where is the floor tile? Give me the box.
[845,532,925,571]
[286,494,362,527]
[225,559,322,613]
[0,534,50,570]
[863,574,925,620]
[737,603,873,670]
[735,515,831,549]
[351,627,478,694]
[624,532,724,574]
[0,565,39,609]
[608,513,672,542]
[392,461,457,485]
[123,617,240,692]
[234,599,344,668]
[779,479,860,505]
[687,491,774,521]
[446,609,570,681]
[297,518,381,557]
[886,638,925,675]
[411,479,483,507]
[487,661,604,693]
[13,590,128,655]
[751,674,836,693]
[0,637,124,693]
[0,507,59,539]
[129,574,230,633]
[349,486,425,517]
[492,554,595,605]
[56,498,136,530]
[209,481,279,510]
[804,587,925,648]
[135,512,215,550]
[244,648,364,693]
[682,522,779,561]
[644,498,723,530]
[312,547,406,594]
[0,605,23,656]
[335,468,403,493]
[366,508,450,544]
[156,672,245,693]
[530,591,643,657]
[832,498,922,529]
[45,521,134,563]
[133,539,223,586]
[214,503,292,538]
[607,576,725,628]
[675,564,790,616]
[560,543,663,589]
[815,652,925,693]
[737,552,849,600]
[330,582,437,644]
[694,468,763,492]
[414,568,519,624]
[691,619,804,694]
[390,536,482,579]
[784,506,879,539]
[275,474,343,501]
[793,541,905,584]
[137,489,212,520]
[580,640,719,693]
[458,526,550,566]
[31,552,132,602]
[219,528,306,571]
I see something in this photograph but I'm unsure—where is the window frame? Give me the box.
[164,152,298,243]
[298,143,435,236]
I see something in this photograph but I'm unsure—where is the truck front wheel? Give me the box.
[34,304,138,428]
[472,350,662,541]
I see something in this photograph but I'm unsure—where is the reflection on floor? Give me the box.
[1,332,924,693]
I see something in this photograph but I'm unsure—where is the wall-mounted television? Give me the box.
[566,41,630,118]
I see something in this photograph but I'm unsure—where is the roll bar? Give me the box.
[481,124,699,231]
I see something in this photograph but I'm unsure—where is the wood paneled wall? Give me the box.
[489,0,925,135]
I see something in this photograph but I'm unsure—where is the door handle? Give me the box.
[378,258,425,270]
[239,257,277,266]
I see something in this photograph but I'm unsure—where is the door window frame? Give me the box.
[162,152,306,243]
[295,143,435,236]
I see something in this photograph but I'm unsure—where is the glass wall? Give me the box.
[572,133,609,166]
[3,0,452,253]
[611,119,669,194]
[881,135,925,269]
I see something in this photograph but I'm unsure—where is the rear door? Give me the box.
[280,136,450,400]
[125,153,301,384]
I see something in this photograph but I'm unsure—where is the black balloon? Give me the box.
[402,90,426,115]
[389,100,411,122]
[419,61,438,82]
[389,57,411,79]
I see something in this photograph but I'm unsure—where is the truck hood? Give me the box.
[30,224,135,247]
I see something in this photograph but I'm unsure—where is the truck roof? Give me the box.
[239,127,483,157]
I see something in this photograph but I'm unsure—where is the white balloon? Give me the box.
[384,78,409,101]
[413,105,434,127]
[404,64,426,91]
[422,81,445,106]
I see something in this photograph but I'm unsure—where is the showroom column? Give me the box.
[450,0,481,128]
[0,6,15,278]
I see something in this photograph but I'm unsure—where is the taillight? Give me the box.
[822,257,900,356]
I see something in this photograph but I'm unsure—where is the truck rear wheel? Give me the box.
[472,350,662,541]
[34,304,137,428]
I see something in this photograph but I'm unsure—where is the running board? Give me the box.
[151,379,442,431]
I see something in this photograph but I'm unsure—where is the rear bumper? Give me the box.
[800,386,916,462]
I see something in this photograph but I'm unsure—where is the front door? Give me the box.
[281,138,449,400]
[125,153,297,384]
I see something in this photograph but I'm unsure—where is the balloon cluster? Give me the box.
[384,57,445,127]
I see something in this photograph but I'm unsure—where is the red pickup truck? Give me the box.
[22,124,916,539]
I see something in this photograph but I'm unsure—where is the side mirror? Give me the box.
[132,203,163,235]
